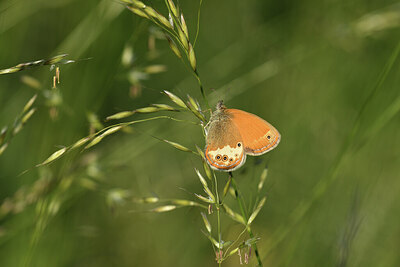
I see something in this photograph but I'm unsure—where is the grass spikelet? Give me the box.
[151,104,177,111]
[171,199,199,207]
[133,197,160,203]
[202,230,221,249]
[187,94,201,112]
[21,76,41,89]
[0,144,8,156]
[227,247,239,257]
[194,193,214,204]
[120,0,144,7]
[180,14,189,39]
[195,168,208,188]
[195,145,205,159]
[22,95,37,114]
[107,189,131,207]
[188,43,197,71]
[134,106,162,113]
[201,212,212,233]
[144,65,167,74]
[195,146,213,181]
[163,90,187,109]
[37,147,67,167]
[141,6,158,18]
[223,177,231,199]
[162,139,193,153]
[166,0,179,18]
[0,54,71,75]
[257,167,268,193]
[152,205,176,212]
[156,12,174,30]
[222,204,246,225]
[177,26,189,50]
[247,196,267,225]
[106,111,135,121]
[0,127,7,146]
[106,104,178,121]
[126,6,149,19]
[21,108,36,124]
[195,169,215,202]
[203,187,216,203]
[186,101,206,122]
[85,126,124,150]
[13,108,36,135]
[166,36,182,58]
[70,137,91,150]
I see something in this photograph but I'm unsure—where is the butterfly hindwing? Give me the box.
[205,115,246,171]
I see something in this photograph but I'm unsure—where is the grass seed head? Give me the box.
[106,111,135,121]
[127,6,149,19]
[163,139,192,153]
[167,0,179,18]
[0,143,8,155]
[222,204,246,225]
[257,167,268,192]
[201,212,212,233]
[178,27,189,50]
[21,108,36,124]
[21,76,41,89]
[163,90,187,109]
[186,101,206,122]
[71,137,91,150]
[188,43,197,71]
[152,205,176,212]
[37,147,67,166]
[166,36,182,58]
[23,95,37,114]
[247,196,267,225]
[0,127,8,146]
[180,14,189,39]
[194,193,214,204]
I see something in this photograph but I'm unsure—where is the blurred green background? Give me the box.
[1,0,400,266]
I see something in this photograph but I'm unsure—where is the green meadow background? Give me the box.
[1,0,400,266]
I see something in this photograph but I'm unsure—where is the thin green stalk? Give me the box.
[194,70,210,110]
[229,172,263,266]
[212,171,222,266]
[193,0,203,48]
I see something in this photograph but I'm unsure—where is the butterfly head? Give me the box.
[216,100,226,111]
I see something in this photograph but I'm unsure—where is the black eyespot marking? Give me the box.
[237,142,241,147]
[229,158,233,162]
[222,155,228,162]
[215,154,222,161]
[267,135,271,140]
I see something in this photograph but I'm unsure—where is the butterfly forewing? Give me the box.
[205,115,246,171]
[227,109,280,156]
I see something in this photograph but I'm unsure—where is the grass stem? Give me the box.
[229,172,263,266]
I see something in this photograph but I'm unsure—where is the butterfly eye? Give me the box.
[222,155,228,162]
[215,154,222,161]
[237,142,242,147]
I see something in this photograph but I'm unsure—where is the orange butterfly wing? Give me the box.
[226,109,280,155]
[205,114,246,171]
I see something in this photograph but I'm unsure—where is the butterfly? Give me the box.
[205,101,280,172]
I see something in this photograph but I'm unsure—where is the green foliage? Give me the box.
[1,0,400,266]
